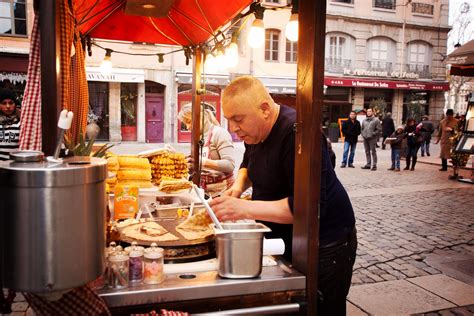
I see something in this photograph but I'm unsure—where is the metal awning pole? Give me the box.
[39,0,61,155]
[292,0,327,314]
[191,47,203,185]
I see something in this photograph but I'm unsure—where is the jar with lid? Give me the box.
[143,243,164,285]
[125,242,145,283]
[107,250,129,289]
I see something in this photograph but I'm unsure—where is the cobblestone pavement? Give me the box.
[414,304,474,316]
[331,142,474,286]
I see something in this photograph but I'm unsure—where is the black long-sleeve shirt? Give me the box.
[241,105,355,261]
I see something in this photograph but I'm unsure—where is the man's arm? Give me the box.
[210,196,293,224]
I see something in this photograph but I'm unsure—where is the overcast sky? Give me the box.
[448,0,474,52]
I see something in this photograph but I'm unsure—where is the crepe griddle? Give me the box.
[118,217,215,262]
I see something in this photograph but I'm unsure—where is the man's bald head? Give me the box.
[222,76,279,144]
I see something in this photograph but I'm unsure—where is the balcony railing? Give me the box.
[411,2,434,15]
[325,58,352,73]
[367,61,393,73]
[406,64,431,79]
[374,0,395,10]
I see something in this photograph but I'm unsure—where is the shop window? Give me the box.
[285,39,297,63]
[325,32,355,73]
[0,0,27,36]
[363,89,393,116]
[323,87,352,125]
[121,83,138,141]
[403,91,429,123]
[265,29,280,62]
[88,82,109,141]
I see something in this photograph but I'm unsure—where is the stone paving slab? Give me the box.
[347,280,456,315]
[424,252,474,286]
[408,274,474,307]
[347,301,369,316]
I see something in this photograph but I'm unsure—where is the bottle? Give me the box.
[143,243,164,285]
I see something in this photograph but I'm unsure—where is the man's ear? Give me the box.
[260,102,271,118]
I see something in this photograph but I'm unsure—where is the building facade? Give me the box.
[0,0,451,143]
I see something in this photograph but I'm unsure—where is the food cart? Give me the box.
[1,0,327,314]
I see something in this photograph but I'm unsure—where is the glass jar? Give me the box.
[107,250,129,289]
[143,243,164,285]
[125,242,145,284]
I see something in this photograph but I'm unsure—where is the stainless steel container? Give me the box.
[214,223,271,279]
[0,152,107,292]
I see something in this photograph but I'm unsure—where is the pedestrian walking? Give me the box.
[436,109,458,171]
[340,111,361,168]
[419,115,434,157]
[404,118,423,171]
[387,126,404,171]
[381,112,395,150]
[361,108,382,170]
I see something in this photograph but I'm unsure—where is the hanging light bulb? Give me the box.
[100,49,113,74]
[214,44,227,71]
[285,13,298,42]
[225,34,239,68]
[286,2,299,42]
[247,2,265,48]
[248,18,264,48]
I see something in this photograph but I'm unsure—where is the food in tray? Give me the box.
[121,222,179,242]
[118,156,151,169]
[158,177,193,193]
[176,209,214,240]
[177,208,189,218]
[140,222,168,236]
[149,152,188,184]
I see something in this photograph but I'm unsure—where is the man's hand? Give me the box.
[209,196,251,222]
[222,186,243,198]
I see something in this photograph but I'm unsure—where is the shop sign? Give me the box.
[324,77,449,91]
[176,72,230,86]
[343,68,420,79]
[86,67,144,83]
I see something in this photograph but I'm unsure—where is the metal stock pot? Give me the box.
[0,151,107,292]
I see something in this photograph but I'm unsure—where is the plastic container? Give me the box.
[143,243,164,284]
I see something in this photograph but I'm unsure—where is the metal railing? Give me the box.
[406,64,431,78]
[367,60,393,73]
[325,58,352,73]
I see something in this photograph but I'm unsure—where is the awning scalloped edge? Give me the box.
[0,72,27,84]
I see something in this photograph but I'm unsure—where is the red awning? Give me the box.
[324,77,449,91]
[74,0,252,46]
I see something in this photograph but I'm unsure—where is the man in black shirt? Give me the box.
[341,111,361,168]
[210,76,357,315]
[381,112,395,150]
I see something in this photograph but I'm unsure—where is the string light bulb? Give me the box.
[248,18,264,48]
[157,53,164,63]
[204,48,217,73]
[225,34,239,68]
[285,1,299,42]
[100,49,113,74]
[214,44,226,71]
[247,2,265,48]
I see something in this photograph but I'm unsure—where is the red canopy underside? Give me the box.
[74,0,252,46]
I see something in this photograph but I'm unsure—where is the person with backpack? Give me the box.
[404,118,423,171]
[419,115,434,157]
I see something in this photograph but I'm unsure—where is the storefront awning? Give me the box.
[324,77,449,91]
[176,72,230,86]
[86,67,145,83]
[257,76,297,94]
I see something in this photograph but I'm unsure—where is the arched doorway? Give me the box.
[145,81,166,143]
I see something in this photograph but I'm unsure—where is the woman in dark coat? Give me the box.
[404,118,422,171]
